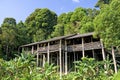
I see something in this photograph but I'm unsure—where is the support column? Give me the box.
[65,40,68,74]
[112,46,117,73]
[82,37,85,57]
[47,43,50,64]
[32,46,34,54]
[92,50,95,58]
[63,50,64,73]
[57,52,59,72]
[37,53,39,66]
[100,39,106,69]
[37,44,39,66]
[43,54,45,67]
[59,39,62,79]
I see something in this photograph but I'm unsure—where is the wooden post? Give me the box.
[43,54,45,67]
[91,37,95,59]
[32,46,34,54]
[82,37,85,57]
[59,39,62,79]
[37,53,39,66]
[47,43,50,64]
[65,40,68,74]
[57,52,59,72]
[63,50,64,73]
[100,39,106,69]
[37,44,39,66]
[112,46,117,73]
[92,50,95,58]
[74,52,76,71]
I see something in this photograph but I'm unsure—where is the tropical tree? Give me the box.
[0,18,18,60]
[94,0,120,48]
[25,8,57,42]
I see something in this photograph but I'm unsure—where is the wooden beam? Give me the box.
[112,46,117,73]
[47,43,50,64]
[100,39,106,69]
[82,37,85,57]
[59,39,62,79]
[65,40,68,74]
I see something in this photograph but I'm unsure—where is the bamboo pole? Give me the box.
[112,46,117,73]
[65,40,68,74]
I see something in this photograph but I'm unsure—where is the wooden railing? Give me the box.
[67,44,82,52]
[67,41,102,52]
[38,44,64,53]
[84,41,101,50]
[38,46,48,53]
[28,41,102,53]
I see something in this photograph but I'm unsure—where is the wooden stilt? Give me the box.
[37,44,39,66]
[74,52,76,71]
[59,39,62,79]
[65,40,68,74]
[63,51,64,73]
[37,53,39,66]
[92,50,95,58]
[100,39,106,69]
[57,52,59,72]
[32,46,34,54]
[112,46,117,73]
[47,43,50,64]
[82,37,85,57]
[43,54,45,67]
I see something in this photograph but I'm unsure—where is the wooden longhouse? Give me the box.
[20,32,118,76]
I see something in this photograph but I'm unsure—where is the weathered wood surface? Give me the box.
[67,41,101,52]
[28,41,101,53]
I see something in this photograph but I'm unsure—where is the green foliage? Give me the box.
[94,0,120,48]
[25,8,57,42]
[0,53,119,80]
[73,57,113,80]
